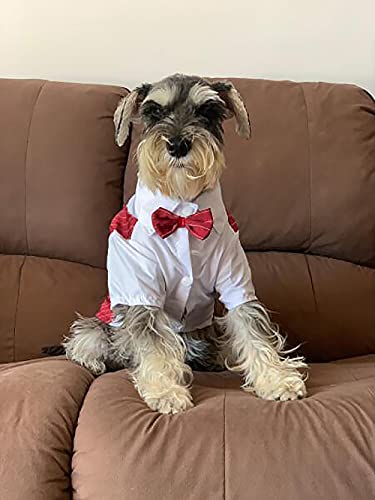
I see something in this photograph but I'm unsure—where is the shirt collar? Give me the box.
[133,180,227,235]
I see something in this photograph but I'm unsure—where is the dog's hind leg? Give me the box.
[63,315,111,375]
[183,325,226,371]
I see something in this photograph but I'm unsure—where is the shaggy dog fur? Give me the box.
[59,74,307,413]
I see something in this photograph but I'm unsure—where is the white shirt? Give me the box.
[108,181,257,332]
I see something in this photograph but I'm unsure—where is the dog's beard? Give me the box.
[137,130,225,200]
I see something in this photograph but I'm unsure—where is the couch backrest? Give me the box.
[124,78,375,361]
[0,79,127,362]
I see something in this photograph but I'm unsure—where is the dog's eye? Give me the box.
[142,102,165,121]
[195,101,226,122]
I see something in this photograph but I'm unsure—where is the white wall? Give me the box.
[1,0,374,94]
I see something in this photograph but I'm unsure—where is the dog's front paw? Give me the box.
[144,386,194,414]
[251,370,307,401]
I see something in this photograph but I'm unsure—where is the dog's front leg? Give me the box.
[218,301,307,401]
[111,305,193,414]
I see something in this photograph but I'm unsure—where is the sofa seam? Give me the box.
[241,248,374,271]
[23,81,47,255]
[68,375,96,496]
[1,250,373,273]
[13,255,27,361]
[300,83,312,252]
[304,254,318,312]
[222,391,226,500]
[0,252,106,271]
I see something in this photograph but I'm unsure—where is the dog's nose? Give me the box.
[166,137,192,158]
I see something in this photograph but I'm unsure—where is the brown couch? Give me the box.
[0,77,374,500]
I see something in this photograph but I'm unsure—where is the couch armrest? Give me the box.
[0,357,93,500]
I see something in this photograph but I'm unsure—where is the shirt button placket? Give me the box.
[176,227,193,325]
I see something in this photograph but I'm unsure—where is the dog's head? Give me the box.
[114,74,250,200]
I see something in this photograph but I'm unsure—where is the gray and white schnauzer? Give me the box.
[62,74,307,414]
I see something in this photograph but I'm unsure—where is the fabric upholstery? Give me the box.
[248,252,375,360]
[72,355,375,500]
[0,358,94,500]
[0,79,128,361]
[14,256,108,361]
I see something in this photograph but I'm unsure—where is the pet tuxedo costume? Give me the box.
[96,180,257,331]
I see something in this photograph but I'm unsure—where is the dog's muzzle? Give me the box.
[166,136,192,158]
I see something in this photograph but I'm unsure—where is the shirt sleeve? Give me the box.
[215,231,257,310]
[107,230,166,310]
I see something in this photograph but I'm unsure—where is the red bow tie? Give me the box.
[152,207,214,240]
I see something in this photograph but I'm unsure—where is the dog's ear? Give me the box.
[210,81,251,139]
[114,84,151,147]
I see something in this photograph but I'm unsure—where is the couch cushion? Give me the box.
[0,255,107,363]
[0,78,128,267]
[0,358,94,500]
[19,256,108,361]
[0,79,128,361]
[249,252,375,361]
[0,254,108,363]
[72,355,375,500]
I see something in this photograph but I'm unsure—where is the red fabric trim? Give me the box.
[96,295,114,323]
[227,212,239,232]
[96,206,138,325]
[109,205,138,238]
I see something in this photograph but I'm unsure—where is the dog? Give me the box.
[61,74,307,414]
